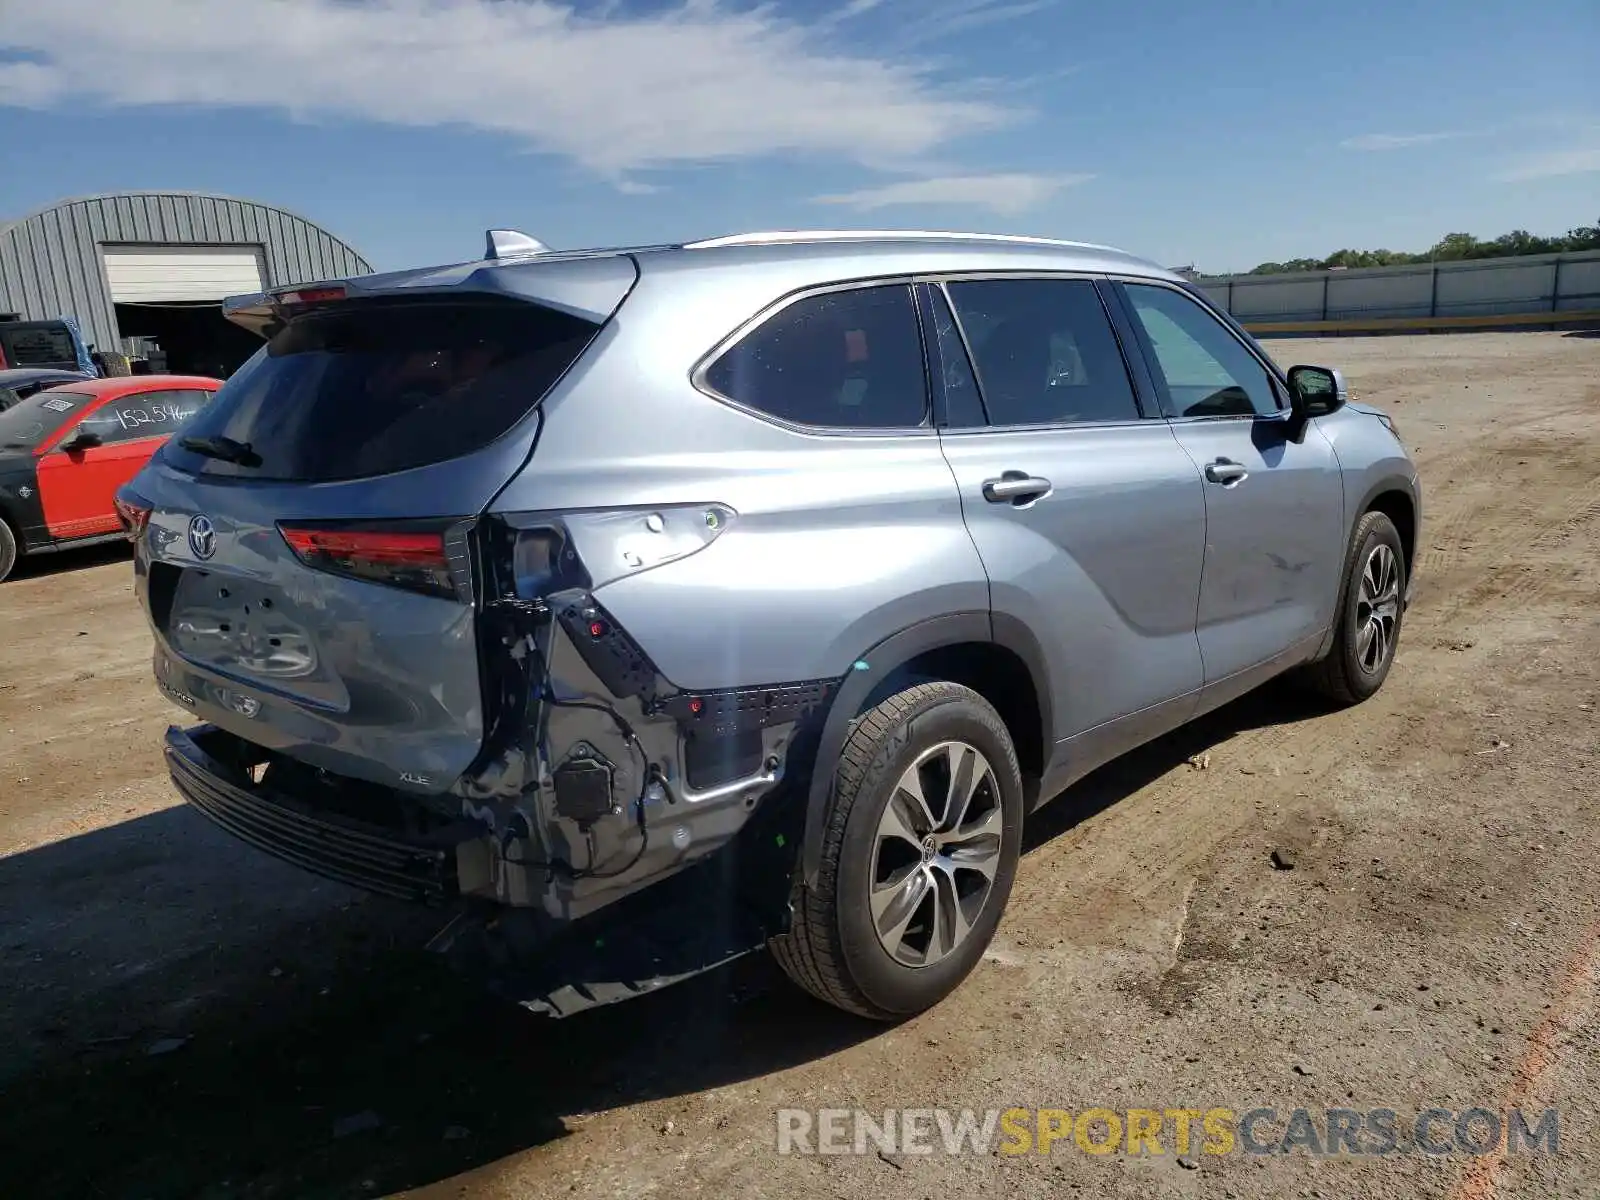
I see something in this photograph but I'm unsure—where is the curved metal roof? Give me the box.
[0,190,371,270]
[0,190,374,353]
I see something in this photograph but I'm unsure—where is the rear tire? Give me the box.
[0,520,18,583]
[769,681,1023,1020]
[1303,510,1406,705]
[98,352,131,378]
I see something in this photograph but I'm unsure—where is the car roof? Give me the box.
[368,228,1169,279]
[522,229,1168,275]
[311,229,1179,322]
[43,374,224,397]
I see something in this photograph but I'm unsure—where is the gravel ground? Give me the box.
[0,330,1595,1200]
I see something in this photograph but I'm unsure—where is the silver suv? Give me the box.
[121,229,1420,1021]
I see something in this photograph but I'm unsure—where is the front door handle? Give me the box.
[1204,458,1249,486]
[982,472,1053,505]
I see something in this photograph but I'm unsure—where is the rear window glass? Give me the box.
[162,298,599,482]
[0,390,91,452]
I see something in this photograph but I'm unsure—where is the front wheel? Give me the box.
[769,681,1024,1020]
[1303,510,1406,704]
[0,520,18,583]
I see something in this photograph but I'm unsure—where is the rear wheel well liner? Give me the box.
[797,612,1052,886]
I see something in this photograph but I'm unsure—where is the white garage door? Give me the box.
[102,245,266,303]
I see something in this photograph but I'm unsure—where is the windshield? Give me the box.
[162,296,600,482]
[0,390,92,452]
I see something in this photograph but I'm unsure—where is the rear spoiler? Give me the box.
[220,291,311,339]
[222,233,637,340]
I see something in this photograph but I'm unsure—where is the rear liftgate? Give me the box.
[432,506,840,1017]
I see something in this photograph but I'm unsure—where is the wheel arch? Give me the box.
[0,491,25,542]
[1363,484,1417,580]
[1313,473,1418,661]
[797,612,1054,886]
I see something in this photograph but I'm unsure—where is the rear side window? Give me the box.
[163,298,598,481]
[945,279,1140,427]
[704,285,929,429]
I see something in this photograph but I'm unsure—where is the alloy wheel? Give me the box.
[1355,542,1401,674]
[869,740,1004,968]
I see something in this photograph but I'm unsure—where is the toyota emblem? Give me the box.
[187,514,217,560]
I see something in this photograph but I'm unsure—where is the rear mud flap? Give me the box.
[426,857,770,1018]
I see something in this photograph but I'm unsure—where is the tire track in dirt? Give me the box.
[1421,435,1600,627]
[1006,348,1596,976]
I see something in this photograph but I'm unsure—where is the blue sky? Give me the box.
[0,0,1595,274]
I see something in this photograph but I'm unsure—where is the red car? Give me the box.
[0,375,222,581]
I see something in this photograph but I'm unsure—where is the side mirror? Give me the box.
[62,428,102,452]
[1286,365,1349,419]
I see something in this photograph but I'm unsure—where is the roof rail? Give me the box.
[485,229,551,259]
[681,229,1118,252]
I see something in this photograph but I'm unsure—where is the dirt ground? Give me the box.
[0,330,1595,1200]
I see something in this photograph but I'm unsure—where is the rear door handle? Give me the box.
[1204,458,1249,486]
[982,472,1053,505]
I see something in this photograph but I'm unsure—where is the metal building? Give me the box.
[0,190,372,375]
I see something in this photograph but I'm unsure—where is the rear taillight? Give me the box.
[114,488,153,541]
[275,284,347,306]
[278,520,473,601]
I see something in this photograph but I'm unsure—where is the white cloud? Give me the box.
[822,0,893,23]
[1496,146,1600,181]
[1339,131,1463,151]
[0,0,1021,177]
[896,0,1055,46]
[812,172,1093,215]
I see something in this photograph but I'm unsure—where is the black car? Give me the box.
[0,368,94,413]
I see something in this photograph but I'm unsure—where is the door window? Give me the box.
[703,284,929,429]
[1122,284,1281,419]
[923,286,987,428]
[78,389,212,446]
[943,279,1141,427]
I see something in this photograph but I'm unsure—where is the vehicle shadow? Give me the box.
[0,681,1331,1199]
[1023,679,1332,851]
[0,806,876,1200]
[9,538,131,581]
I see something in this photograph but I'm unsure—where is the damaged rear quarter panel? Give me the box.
[464,267,990,920]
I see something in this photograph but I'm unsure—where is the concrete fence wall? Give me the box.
[1198,249,1600,333]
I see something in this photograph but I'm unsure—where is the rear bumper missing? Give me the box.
[166,724,466,903]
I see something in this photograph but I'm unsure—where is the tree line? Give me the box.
[1246,220,1600,276]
